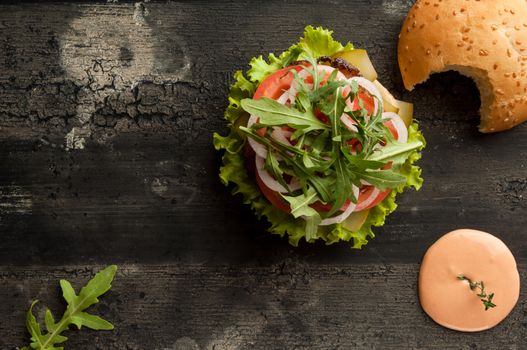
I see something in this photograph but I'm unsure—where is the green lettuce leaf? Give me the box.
[213,26,425,248]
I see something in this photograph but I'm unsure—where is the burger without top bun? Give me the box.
[214,27,425,248]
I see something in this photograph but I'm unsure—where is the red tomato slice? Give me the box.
[253,66,304,100]
[254,160,291,213]
[384,119,398,140]
[348,90,375,115]
[356,186,391,212]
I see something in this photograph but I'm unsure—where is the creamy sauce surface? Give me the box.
[419,229,520,332]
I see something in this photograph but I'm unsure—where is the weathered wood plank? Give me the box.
[1,264,526,349]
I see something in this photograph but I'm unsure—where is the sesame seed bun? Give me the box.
[398,0,527,133]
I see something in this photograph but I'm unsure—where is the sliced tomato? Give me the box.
[348,90,375,115]
[254,161,291,213]
[253,66,304,100]
[355,186,391,212]
[384,119,398,140]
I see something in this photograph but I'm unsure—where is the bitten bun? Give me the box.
[398,0,527,133]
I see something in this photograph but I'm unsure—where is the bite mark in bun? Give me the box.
[398,0,527,133]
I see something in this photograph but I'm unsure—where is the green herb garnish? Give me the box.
[240,58,422,237]
[20,265,117,350]
[457,274,497,311]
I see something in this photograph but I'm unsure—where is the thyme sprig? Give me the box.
[457,275,497,311]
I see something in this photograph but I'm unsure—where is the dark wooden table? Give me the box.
[1,1,525,349]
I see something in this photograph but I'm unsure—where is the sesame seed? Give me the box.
[494,63,498,70]
[504,72,511,77]
[457,42,465,47]
[491,25,498,30]
[496,88,505,95]
[513,72,518,78]
[507,49,512,57]
[479,50,489,56]
[427,49,431,55]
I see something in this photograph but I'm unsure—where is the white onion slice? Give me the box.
[319,185,360,226]
[382,112,408,143]
[340,113,358,132]
[348,76,383,116]
[354,187,380,212]
[255,155,300,193]
[276,88,296,105]
[246,115,268,158]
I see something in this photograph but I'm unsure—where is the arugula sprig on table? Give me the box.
[240,58,423,237]
[20,265,117,350]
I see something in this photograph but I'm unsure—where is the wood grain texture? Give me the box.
[0,1,525,348]
[1,264,526,349]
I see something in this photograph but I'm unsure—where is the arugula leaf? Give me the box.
[281,189,321,241]
[354,169,407,191]
[368,140,424,165]
[241,97,328,132]
[264,149,290,192]
[21,265,117,350]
